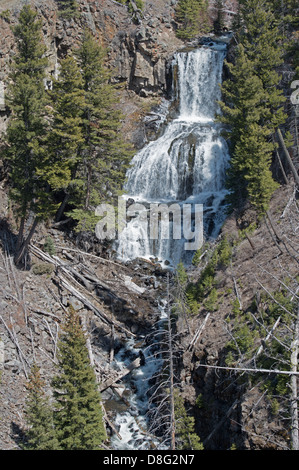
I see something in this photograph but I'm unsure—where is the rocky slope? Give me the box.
[176,183,299,450]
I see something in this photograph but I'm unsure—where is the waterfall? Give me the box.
[116,42,230,266]
[108,41,231,451]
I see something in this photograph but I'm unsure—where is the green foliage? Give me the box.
[49,31,134,232]
[23,364,59,450]
[186,237,232,314]
[271,398,280,416]
[195,393,204,409]
[175,0,210,40]
[266,288,295,324]
[42,55,84,197]
[0,9,11,21]
[134,0,144,9]
[1,5,70,264]
[57,0,80,19]
[213,0,225,34]
[192,247,203,267]
[176,261,188,287]
[32,263,53,275]
[256,288,295,399]
[127,0,144,12]
[52,306,106,449]
[203,287,218,312]
[227,321,255,357]
[43,236,56,256]
[4,6,51,219]
[225,278,297,413]
[218,0,287,216]
[174,389,204,450]
[232,298,241,316]
[215,236,233,267]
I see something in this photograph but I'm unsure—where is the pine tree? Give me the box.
[174,389,203,450]
[219,44,274,210]
[175,0,210,40]
[218,0,286,215]
[57,0,80,19]
[213,0,225,35]
[2,6,56,265]
[52,306,106,450]
[42,55,85,222]
[234,123,279,214]
[23,364,59,450]
[63,31,133,232]
[238,0,286,130]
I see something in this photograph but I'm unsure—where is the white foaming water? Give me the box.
[110,306,168,450]
[116,44,230,266]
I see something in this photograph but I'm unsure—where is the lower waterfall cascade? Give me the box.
[108,40,231,450]
[116,40,231,267]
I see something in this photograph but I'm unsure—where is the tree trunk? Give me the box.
[16,216,26,253]
[275,148,289,185]
[277,128,299,187]
[84,163,92,210]
[98,357,141,392]
[14,217,39,266]
[55,193,70,222]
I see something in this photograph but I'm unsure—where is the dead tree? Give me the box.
[145,273,185,449]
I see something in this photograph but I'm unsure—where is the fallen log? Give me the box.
[56,274,135,338]
[99,357,141,392]
[187,312,210,351]
[30,245,135,337]
[196,362,299,376]
[31,245,120,296]
[29,307,61,323]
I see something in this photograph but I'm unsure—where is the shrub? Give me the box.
[32,263,54,275]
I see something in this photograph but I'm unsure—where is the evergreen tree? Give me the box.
[238,0,286,130]
[48,32,133,232]
[52,306,106,450]
[175,0,210,40]
[64,31,133,232]
[2,6,57,265]
[213,0,225,35]
[57,0,80,19]
[234,123,279,214]
[41,55,85,222]
[23,364,59,450]
[218,0,286,215]
[219,44,279,212]
[174,389,203,450]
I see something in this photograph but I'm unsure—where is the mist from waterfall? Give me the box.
[116,42,230,266]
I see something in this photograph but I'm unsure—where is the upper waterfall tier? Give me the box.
[123,45,229,203]
[177,46,225,122]
[116,44,230,265]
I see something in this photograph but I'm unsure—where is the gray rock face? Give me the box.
[109,13,183,96]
